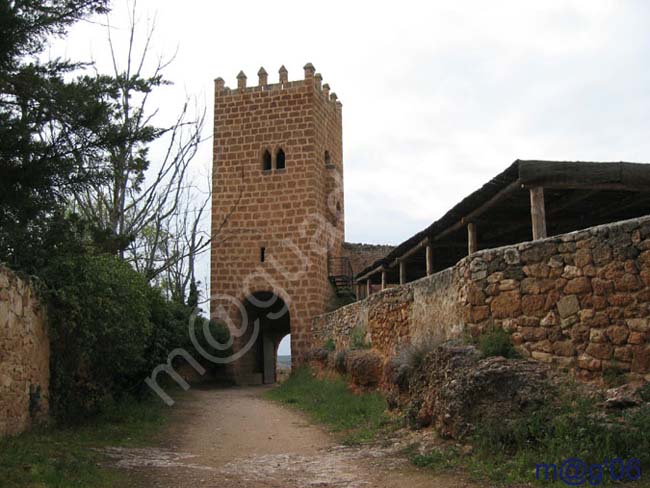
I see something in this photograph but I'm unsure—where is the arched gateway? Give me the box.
[211,63,346,384]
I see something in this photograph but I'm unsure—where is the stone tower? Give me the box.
[211,63,345,384]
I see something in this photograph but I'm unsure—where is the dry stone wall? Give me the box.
[311,265,465,358]
[0,266,49,437]
[311,215,650,385]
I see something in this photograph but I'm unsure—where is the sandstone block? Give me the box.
[614,273,642,292]
[490,291,521,319]
[520,327,547,342]
[553,341,576,357]
[499,279,519,291]
[628,332,646,345]
[523,264,550,278]
[562,266,582,279]
[632,345,650,374]
[614,346,633,362]
[471,306,490,323]
[589,328,606,343]
[531,351,553,362]
[521,295,546,316]
[592,278,614,295]
[586,342,613,360]
[575,249,592,268]
[627,318,649,332]
[578,354,602,371]
[541,311,558,327]
[606,325,629,345]
[557,295,580,318]
[565,277,591,295]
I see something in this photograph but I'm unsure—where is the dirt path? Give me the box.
[105,385,480,488]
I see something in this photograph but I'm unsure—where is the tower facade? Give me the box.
[211,63,344,384]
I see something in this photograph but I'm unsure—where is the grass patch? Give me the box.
[266,367,393,445]
[0,393,172,487]
[477,327,519,359]
[412,383,650,486]
[350,326,371,350]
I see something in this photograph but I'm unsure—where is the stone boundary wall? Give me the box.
[341,242,395,276]
[0,266,49,436]
[311,215,650,384]
[311,266,465,359]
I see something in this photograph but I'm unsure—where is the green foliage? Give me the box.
[335,350,348,374]
[350,326,371,350]
[185,316,231,364]
[602,362,626,387]
[0,0,115,270]
[0,392,169,487]
[418,382,650,484]
[42,254,153,420]
[324,338,336,352]
[477,327,519,359]
[409,447,461,471]
[266,367,393,445]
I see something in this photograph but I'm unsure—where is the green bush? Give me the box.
[466,385,650,483]
[324,338,336,352]
[477,327,518,359]
[350,326,370,350]
[42,254,154,420]
[185,315,231,363]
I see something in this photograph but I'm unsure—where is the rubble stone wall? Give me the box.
[312,215,650,384]
[0,266,49,437]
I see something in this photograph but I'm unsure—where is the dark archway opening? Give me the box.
[276,148,286,170]
[243,291,290,384]
[262,149,272,171]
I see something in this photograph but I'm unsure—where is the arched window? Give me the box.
[276,148,286,170]
[262,149,272,171]
[324,150,331,166]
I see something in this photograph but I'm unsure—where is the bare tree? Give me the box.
[70,1,206,281]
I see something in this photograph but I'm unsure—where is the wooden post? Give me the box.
[366,279,371,297]
[381,269,386,290]
[467,222,478,255]
[355,283,362,300]
[426,243,433,276]
[530,187,547,240]
[399,260,406,285]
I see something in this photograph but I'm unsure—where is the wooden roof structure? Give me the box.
[355,160,650,292]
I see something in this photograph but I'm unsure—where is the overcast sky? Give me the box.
[54,1,650,354]
[56,0,650,246]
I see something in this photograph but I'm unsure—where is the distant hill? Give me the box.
[277,355,291,370]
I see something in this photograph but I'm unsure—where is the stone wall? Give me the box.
[311,215,650,385]
[463,216,650,382]
[311,265,465,359]
[341,242,395,276]
[0,266,49,436]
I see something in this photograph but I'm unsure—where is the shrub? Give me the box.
[42,254,153,420]
[324,338,336,352]
[603,362,626,387]
[391,336,439,391]
[335,350,348,374]
[477,327,518,359]
[185,316,231,363]
[468,383,650,483]
[350,326,370,350]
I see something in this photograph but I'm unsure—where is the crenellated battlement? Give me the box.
[214,62,342,109]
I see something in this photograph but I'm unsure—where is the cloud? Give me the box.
[51,0,650,292]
